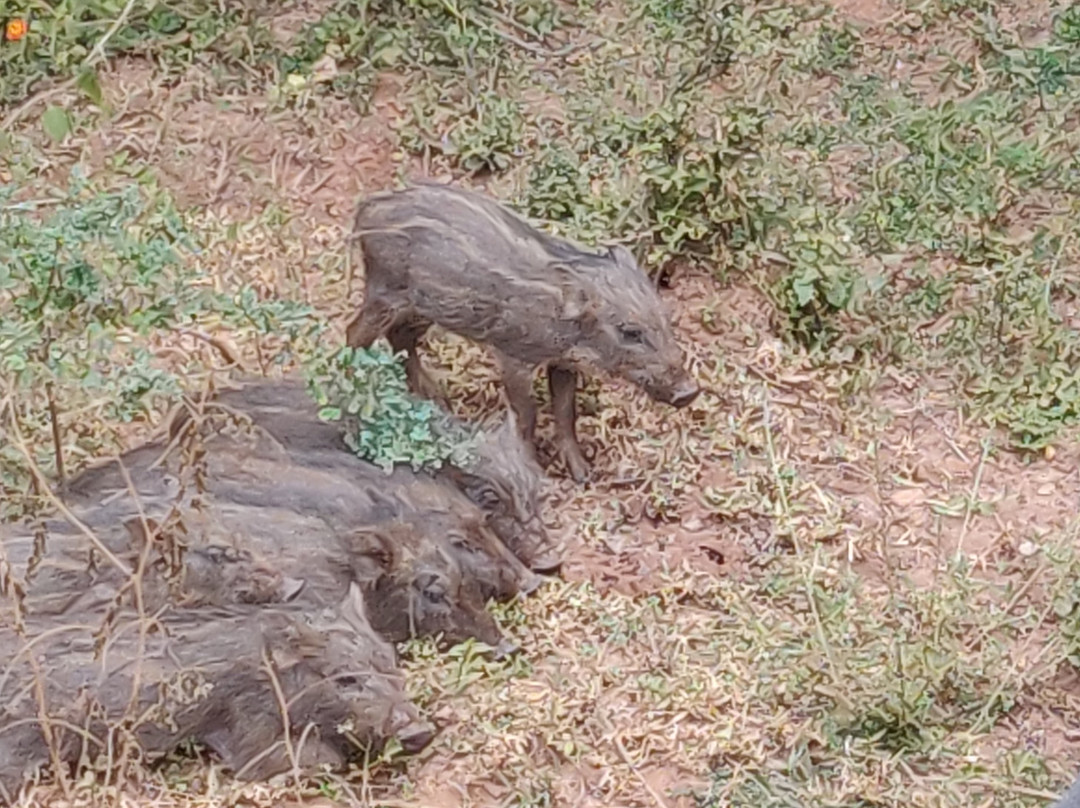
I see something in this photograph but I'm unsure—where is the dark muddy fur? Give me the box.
[0,515,302,623]
[344,181,701,482]
[440,408,559,572]
[0,585,431,803]
[206,376,560,571]
[38,378,542,649]
[339,521,515,649]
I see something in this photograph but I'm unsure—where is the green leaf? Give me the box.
[75,68,104,108]
[41,106,72,142]
[3,354,27,372]
[825,277,851,309]
[792,275,818,307]
[372,45,404,66]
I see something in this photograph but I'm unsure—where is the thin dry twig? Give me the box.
[4,403,131,576]
[26,651,72,801]
[613,734,670,808]
[955,437,991,559]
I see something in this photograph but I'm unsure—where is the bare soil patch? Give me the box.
[85,59,404,225]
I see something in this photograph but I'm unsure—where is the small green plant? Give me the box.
[766,213,866,349]
[281,0,508,80]
[403,87,527,174]
[1056,4,1080,44]
[512,0,561,37]
[810,23,861,73]
[1053,585,1080,670]
[516,94,760,276]
[303,343,477,472]
[0,1,272,109]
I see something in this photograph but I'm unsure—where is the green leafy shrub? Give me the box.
[810,23,862,73]
[0,170,322,519]
[281,0,510,77]
[959,234,1080,451]
[0,172,195,428]
[516,96,758,276]
[766,216,866,350]
[1054,582,1080,671]
[1056,3,1080,44]
[303,344,477,472]
[402,87,527,174]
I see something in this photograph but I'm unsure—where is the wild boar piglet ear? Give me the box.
[340,581,373,632]
[346,526,396,569]
[551,263,594,322]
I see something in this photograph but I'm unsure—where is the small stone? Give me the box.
[1018,540,1040,557]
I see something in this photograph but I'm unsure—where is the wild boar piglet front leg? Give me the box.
[548,363,590,483]
[386,316,445,404]
[345,296,390,350]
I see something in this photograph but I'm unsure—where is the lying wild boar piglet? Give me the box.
[341,521,518,653]
[0,584,432,801]
[48,379,542,650]
[344,182,701,482]
[438,409,560,572]
[0,513,303,623]
[209,377,562,572]
[1050,772,1080,808]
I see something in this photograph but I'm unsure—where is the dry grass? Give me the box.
[4,0,1080,805]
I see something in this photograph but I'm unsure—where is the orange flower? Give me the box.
[5,18,28,42]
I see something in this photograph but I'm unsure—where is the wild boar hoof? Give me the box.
[564,454,591,484]
[398,721,437,754]
[493,638,521,660]
[670,383,702,409]
[529,551,563,575]
[519,571,545,596]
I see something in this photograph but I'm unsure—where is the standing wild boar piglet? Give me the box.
[345,182,701,482]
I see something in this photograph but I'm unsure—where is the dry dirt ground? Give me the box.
[5,2,1080,806]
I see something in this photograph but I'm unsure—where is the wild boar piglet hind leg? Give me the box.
[495,351,540,455]
[548,363,590,483]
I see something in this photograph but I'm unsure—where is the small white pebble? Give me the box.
[1018,540,1040,557]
